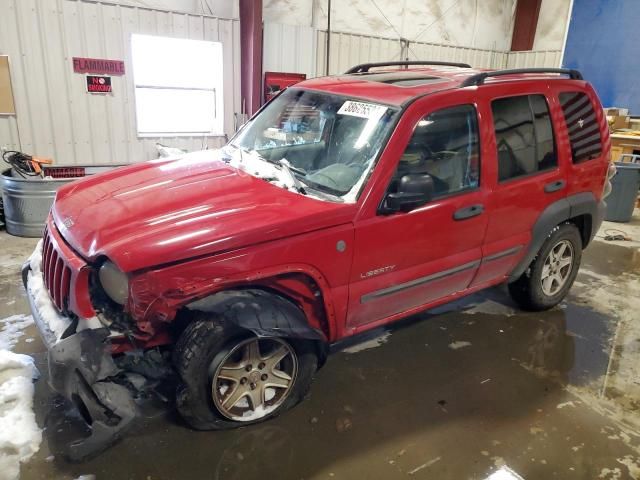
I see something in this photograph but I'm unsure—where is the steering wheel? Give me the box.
[433,150,458,159]
[310,172,341,189]
[345,160,367,173]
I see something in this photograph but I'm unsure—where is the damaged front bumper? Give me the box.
[22,262,138,460]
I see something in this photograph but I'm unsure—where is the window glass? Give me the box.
[492,94,557,182]
[231,89,400,198]
[254,104,327,150]
[530,95,556,170]
[131,34,223,135]
[390,105,480,198]
[559,92,603,163]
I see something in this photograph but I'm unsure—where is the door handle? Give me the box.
[453,204,484,220]
[544,179,566,193]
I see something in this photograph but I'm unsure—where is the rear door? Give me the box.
[346,92,490,332]
[472,85,568,286]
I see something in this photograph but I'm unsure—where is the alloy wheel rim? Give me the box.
[540,239,574,296]
[211,338,298,422]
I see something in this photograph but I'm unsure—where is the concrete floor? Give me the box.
[2,226,640,480]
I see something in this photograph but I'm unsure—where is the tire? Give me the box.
[174,315,317,430]
[508,223,582,311]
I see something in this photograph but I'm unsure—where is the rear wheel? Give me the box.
[508,223,582,311]
[174,317,317,430]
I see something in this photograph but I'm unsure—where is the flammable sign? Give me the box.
[86,75,112,93]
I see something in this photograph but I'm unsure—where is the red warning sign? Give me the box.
[86,75,112,93]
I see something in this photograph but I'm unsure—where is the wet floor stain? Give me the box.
[2,233,640,479]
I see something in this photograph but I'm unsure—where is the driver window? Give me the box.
[391,104,480,198]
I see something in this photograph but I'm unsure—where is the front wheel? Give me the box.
[174,318,317,430]
[508,223,582,311]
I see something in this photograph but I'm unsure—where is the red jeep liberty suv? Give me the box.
[23,62,614,455]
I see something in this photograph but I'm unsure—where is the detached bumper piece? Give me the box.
[22,262,138,461]
[48,329,138,460]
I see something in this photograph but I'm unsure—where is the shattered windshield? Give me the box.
[229,89,399,201]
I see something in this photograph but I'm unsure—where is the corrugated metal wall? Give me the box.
[0,5,562,167]
[316,31,402,76]
[263,23,316,79]
[407,42,506,69]
[506,50,562,68]
[311,29,559,77]
[0,0,240,165]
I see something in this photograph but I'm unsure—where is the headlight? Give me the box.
[603,162,617,199]
[98,261,129,305]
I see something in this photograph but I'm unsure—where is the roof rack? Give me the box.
[345,61,471,74]
[460,67,583,87]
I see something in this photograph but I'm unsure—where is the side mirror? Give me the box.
[383,174,434,213]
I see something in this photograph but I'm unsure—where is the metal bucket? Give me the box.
[1,165,122,237]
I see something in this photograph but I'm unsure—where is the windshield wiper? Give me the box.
[278,159,306,194]
[302,184,344,202]
[232,145,328,197]
[280,161,307,176]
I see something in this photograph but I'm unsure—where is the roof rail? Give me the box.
[460,67,583,87]
[345,61,471,74]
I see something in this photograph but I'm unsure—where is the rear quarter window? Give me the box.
[559,92,603,163]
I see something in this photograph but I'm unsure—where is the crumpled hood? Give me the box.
[52,150,354,271]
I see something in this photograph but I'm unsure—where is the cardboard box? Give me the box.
[610,115,631,130]
[604,107,629,116]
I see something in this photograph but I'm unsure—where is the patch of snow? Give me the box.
[223,146,367,204]
[240,404,275,421]
[617,456,640,480]
[599,468,622,480]
[0,351,42,480]
[73,475,96,480]
[342,332,391,354]
[26,241,72,341]
[448,341,472,350]
[0,315,33,351]
[556,401,577,409]
[226,148,297,194]
[265,387,276,402]
[25,242,102,343]
[487,466,525,480]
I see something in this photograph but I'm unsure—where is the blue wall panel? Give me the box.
[562,0,640,114]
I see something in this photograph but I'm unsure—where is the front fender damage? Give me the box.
[186,289,327,341]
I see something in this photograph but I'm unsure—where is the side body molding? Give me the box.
[508,192,605,282]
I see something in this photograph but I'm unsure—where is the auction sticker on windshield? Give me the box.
[338,101,387,120]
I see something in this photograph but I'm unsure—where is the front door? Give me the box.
[346,93,490,331]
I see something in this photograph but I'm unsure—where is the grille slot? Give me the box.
[41,227,73,312]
